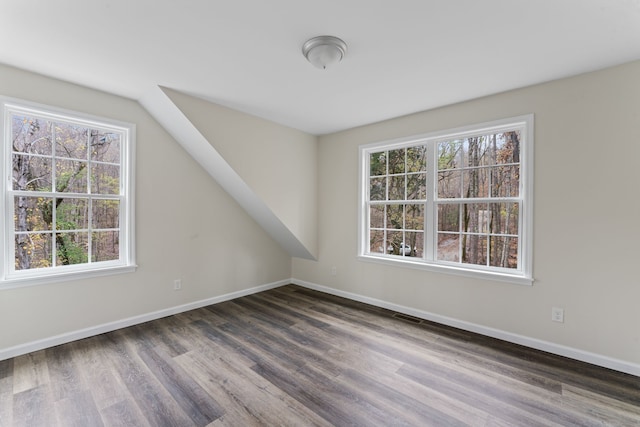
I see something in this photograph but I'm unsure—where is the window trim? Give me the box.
[358,114,533,285]
[0,96,136,289]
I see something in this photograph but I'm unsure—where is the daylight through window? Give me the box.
[360,115,533,284]
[1,98,135,286]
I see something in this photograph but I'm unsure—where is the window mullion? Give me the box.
[4,112,13,277]
[87,125,93,264]
[458,200,463,263]
[425,142,436,261]
[486,201,491,267]
[384,150,389,253]
[403,148,407,254]
[88,196,93,264]
[51,124,57,267]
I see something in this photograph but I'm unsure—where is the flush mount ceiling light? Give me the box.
[302,35,347,70]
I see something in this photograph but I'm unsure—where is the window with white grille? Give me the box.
[359,115,533,284]
[1,97,135,287]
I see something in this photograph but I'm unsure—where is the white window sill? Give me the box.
[0,264,137,290]
[358,254,533,286]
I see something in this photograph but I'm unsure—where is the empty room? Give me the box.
[0,1,639,426]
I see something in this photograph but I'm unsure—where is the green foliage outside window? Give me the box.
[11,114,122,271]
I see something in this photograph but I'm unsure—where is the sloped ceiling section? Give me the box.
[139,86,317,260]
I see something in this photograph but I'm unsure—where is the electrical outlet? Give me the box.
[551,307,564,323]
[331,266,337,276]
[173,279,182,291]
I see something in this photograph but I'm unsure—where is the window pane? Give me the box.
[437,204,459,232]
[90,131,120,164]
[459,140,470,168]
[56,198,88,230]
[406,146,427,172]
[369,230,385,254]
[438,170,462,198]
[55,123,88,160]
[490,236,518,269]
[12,154,53,192]
[487,203,519,236]
[406,231,423,257]
[14,196,53,231]
[462,136,491,168]
[56,232,88,265]
[92,231,119,262]
[12,116,53,155]
[479,136,494,167]
[405,204,424,230]
[462,168,489,198]
[56,159,87,193]
[388,175,405,200]
[386,204,403,229]
[388,149,405,174]
[438,140,462,170]
[407,173,426,200]
[437,233,460,262]
[91,163,120,195]
[369,177,386,201]
[92,199,120,229]
[370,205,384,229]
[386,230,407,256]
[15,233,52,270]
[461,203,488,234]
[494,131,521,165]
[462,234,487,266]
[369,151,386,176]
[491,165,519,197]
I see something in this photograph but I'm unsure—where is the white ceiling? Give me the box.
[1,0,639,135]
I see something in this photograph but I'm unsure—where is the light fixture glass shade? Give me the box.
[302,36,347,70]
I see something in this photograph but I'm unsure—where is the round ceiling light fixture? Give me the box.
[302,35,347,70]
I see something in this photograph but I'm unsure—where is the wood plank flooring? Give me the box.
[1,284,639,426]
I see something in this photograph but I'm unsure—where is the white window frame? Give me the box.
[0,96,136,288]
[358,114,533,285]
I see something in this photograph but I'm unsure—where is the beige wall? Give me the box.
[164,89,318,259]
[2,58,639,370]
[293,60,640,366]
[0,64,291,351]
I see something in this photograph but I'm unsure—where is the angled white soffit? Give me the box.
[139,85,316,260]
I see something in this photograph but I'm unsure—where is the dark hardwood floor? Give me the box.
[1,284,639,426]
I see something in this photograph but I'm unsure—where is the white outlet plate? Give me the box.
[173,279,182,290]
[330,266,337,276]
[551,307,564,323]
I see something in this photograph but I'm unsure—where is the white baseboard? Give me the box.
[4,277,639,378]
[0,279,288,361]
[290,279,640,377]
